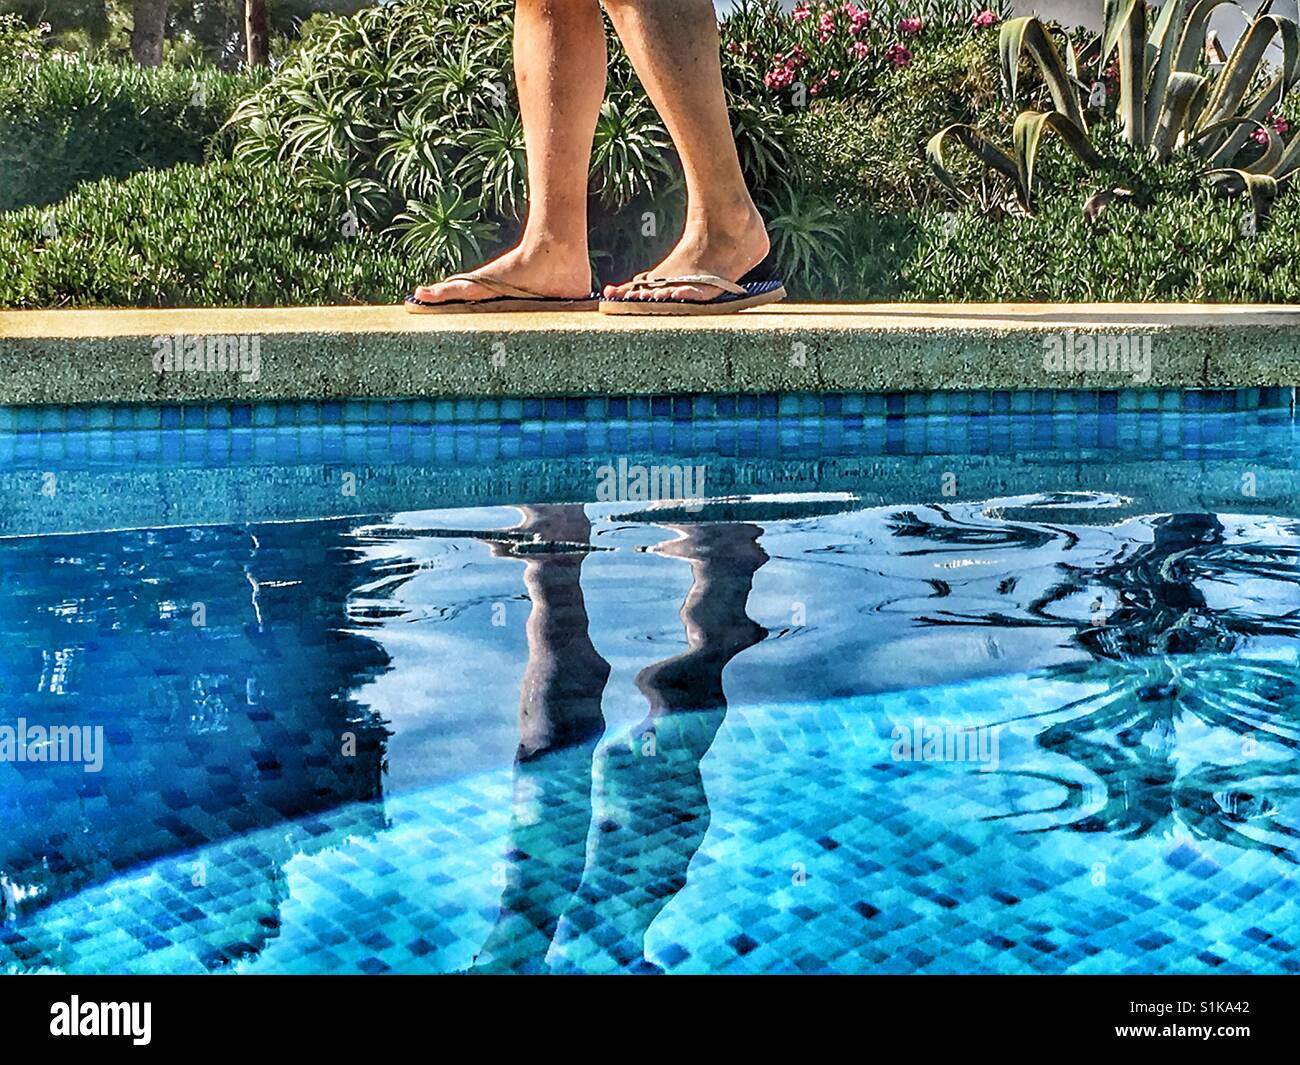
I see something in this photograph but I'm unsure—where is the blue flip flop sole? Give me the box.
[598,279,786,316]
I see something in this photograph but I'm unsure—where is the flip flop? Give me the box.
[405,272,600,314]
[599,252,786,316]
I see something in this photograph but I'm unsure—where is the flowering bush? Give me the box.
[721,0,1003,110]
[0,13,47,66]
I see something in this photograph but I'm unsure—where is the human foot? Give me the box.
[602,207,770,304]
[412,244,593,305]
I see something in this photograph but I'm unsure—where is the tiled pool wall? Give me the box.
[0,387,1294,469]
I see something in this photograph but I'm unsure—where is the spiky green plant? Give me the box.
[762,182,848,293]
[389,187,498,263]
[928,3,1300,221]
[1103,0,1299,223]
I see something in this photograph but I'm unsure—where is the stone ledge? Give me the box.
[2,303,1299,404]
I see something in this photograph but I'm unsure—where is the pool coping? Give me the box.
[2,303,1300,404]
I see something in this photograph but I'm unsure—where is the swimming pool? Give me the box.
[2,388,1298,974]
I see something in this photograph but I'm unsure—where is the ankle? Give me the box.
[681,205,768,259]
[514,235,591,276]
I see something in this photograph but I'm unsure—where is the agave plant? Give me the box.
[929,2,1300,220]
[763,181,849,291]
[389,187,498,265]
[928,17,1104,211]
[589,91,675,208]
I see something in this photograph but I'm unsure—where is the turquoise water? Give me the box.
[2,391,1299,973]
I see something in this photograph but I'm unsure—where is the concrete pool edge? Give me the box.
[2,303,1300,404]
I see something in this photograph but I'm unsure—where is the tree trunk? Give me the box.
[245,0,270,67]
[130,0,167,67]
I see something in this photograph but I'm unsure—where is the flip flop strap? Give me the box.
[443,272,545,300]
[626,273,748,295]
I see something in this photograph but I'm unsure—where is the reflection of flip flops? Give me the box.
[405,272,600,314]
[599,251,786,316]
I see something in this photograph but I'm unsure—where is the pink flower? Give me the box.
[791,2,812,23]
[885,43,912,67]
[1252,126,1271,146]
[764,64,797,90]
[1273,114,1289,134]
[898,17,924,34]
[843,3,872,36]
[818,12,836,43]
[972,9,998,28]
[789,44,809,68]
[852,41,869,59]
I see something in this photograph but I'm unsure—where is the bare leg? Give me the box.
[602,0,768,303]
[472,505,609,973]
[483,505,610,759]
[414,1,606,304]
[551,523,769,972]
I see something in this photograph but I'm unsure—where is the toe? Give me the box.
[413,280,477,304]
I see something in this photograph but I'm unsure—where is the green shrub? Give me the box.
[0,160,441,308]
[788,32,1003,214]
[0,56,260,213]
[0,11,43,64]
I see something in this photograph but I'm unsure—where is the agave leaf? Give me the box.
[1000,17,1088,130]
[1149,71,1209,160]
[1272,130,1300,178]
[1115,0,1148,147]
[926,123,1020,199]
[1172,0,1241,73]
[1243,125,1285,174]
[1101,0,1145,66]
[1198,15,1300,132]
[1207,79,1291,165]
[1193,115,1281,169]
[1205,167,1279,228]
[1013,111,1105,210]
[1145,0,1191,140]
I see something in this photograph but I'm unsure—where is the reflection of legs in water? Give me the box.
[511,506,609,760]
[472,506,611,974]
[554,523,768,973]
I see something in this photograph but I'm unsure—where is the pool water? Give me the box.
[2,390,1299,974]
